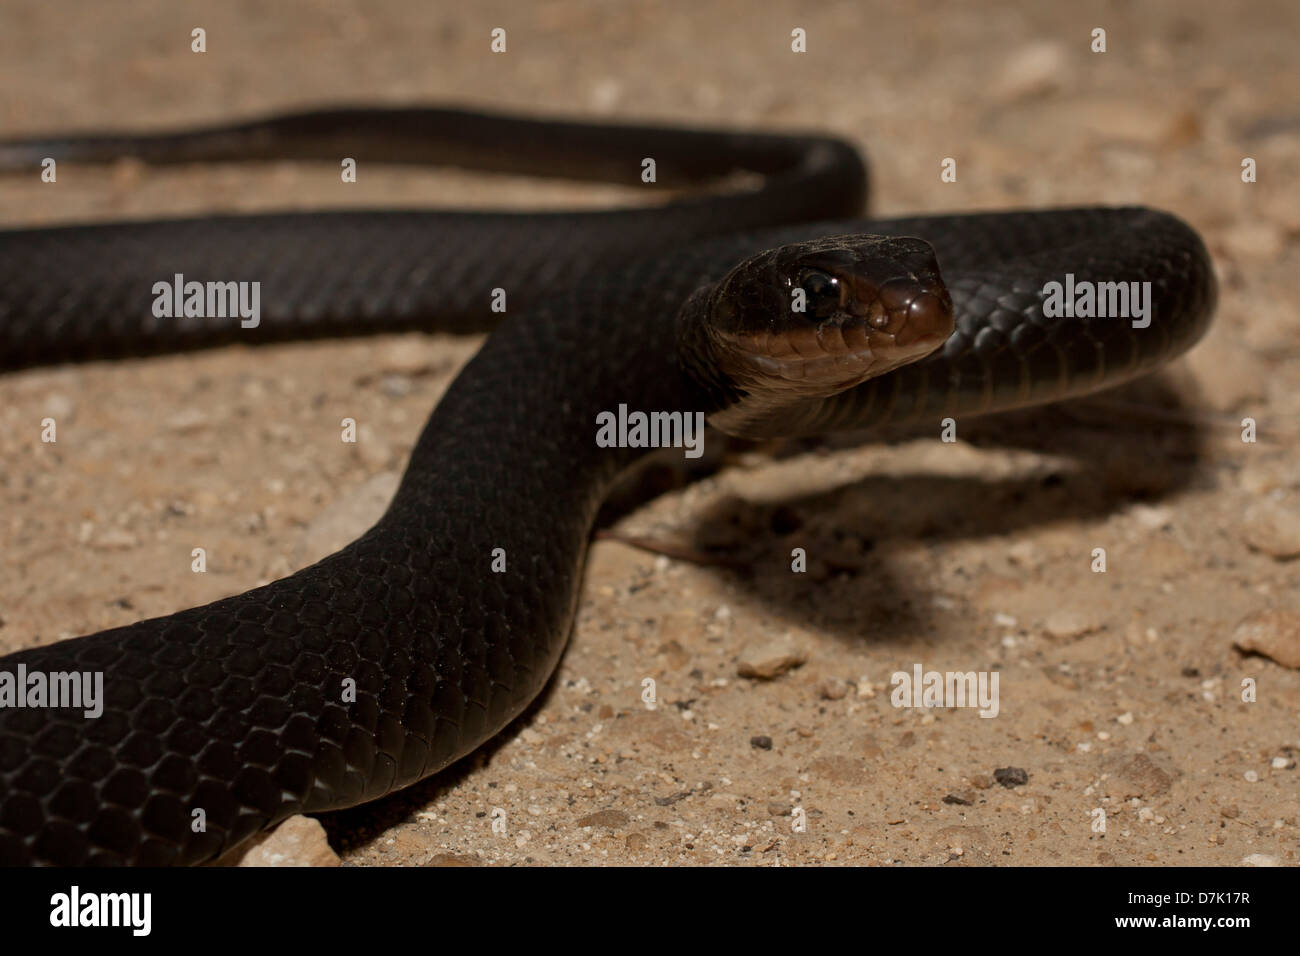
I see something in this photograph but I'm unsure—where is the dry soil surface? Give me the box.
[1,0,1298,866]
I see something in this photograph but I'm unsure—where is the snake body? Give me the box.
[0,109,1215,865]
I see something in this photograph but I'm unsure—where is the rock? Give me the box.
[1240,499,1300,559]
[1237,461,1293,496]
[1219,222,1286,264]
[375,338,441,376]
[1232,609,1300,669]
[92,528,139,551]
[379,374,412,398]
[993,767,1029,788]
[1129,504,1176,531]
[575,809,629,829]
[1042,608,1104,640]
[817,678,850,700]
[165,408,209,433]
[1105,752,1176,798]
[236,816,339,867]
[1241,853,1281,867]
[736,636,807,679]
[943,792,975,806]
[993,42,1066,102]
[750,735,773,750]
[44,393,76,421]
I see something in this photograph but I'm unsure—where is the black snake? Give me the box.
[0,108,1216,865]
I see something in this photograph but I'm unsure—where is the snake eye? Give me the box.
[797,269,843,319]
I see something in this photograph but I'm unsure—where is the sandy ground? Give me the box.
[1,0,1298,866]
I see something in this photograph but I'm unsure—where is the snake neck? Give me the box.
[673,282,851,440]
[673,284,748,423]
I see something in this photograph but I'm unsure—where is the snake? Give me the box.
[0,107,1216,865]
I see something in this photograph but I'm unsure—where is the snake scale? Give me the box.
[0,108,1216,865]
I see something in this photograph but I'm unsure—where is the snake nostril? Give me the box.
[877,277,916,313]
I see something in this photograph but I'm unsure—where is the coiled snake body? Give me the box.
[0,109,1216,865]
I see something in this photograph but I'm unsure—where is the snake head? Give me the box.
[705,235,954,401]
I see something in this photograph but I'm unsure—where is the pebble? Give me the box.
[92,528,139,551]
[165,408,210,433]
[817,678,850,700]
[736,636,807,680]
[44,393,75,421]
[943,792,975,806]
[379,374,412,398]
[1237,461,1292,496]
[1240,499,1300,559]
[1220,221,1286,264]
[1231,609,1300,669]
[1105,753,1175,798]
[376,339,439,376]
[750,735,773,750]
[575,809,629,829]
[993,767,1029,788]
[235,815,340,867]
[992,42,1066,102]
[1042,608,1103,640]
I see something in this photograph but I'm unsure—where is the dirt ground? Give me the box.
[1,0,1298,866]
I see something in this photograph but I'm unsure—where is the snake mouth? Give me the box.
[736,327,950,386]
[717,279,954,393]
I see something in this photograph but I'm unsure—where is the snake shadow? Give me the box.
[637,371,1215,649]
